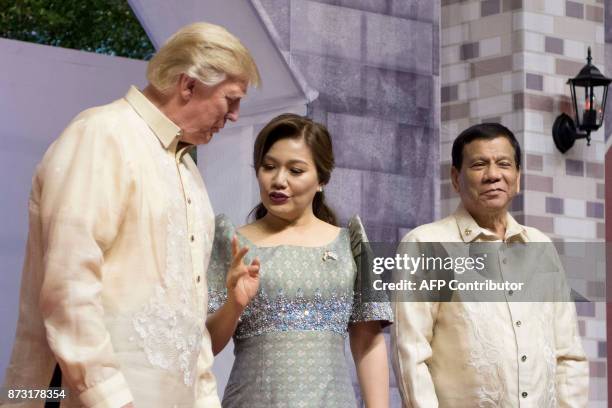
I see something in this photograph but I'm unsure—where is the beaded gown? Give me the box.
[208,214,392,408]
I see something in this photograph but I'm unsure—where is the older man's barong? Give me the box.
[4,87,221,408]
[391,205,588,408]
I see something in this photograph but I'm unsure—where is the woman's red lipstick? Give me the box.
[269,191,289,204]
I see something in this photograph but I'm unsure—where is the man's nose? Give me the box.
[483,165,502,181]
[226,103,240,122]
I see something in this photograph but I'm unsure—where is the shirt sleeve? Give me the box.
[551,247,589,407]
[194,330,222,408]
[207,214,235,314]
[391,237,440,408]
[347,215,393,325]
[37,113,134,407]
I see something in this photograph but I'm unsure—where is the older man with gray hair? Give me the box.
[4,22,260,407]
[391,123,588,407]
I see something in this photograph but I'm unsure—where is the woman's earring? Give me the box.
[318,186,324,193]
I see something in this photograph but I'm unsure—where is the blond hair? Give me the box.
[147,22,261,92]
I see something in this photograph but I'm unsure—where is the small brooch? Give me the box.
[322,250,338,261]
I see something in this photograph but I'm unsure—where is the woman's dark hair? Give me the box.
[249,113,338,226]
[451,123,521,170]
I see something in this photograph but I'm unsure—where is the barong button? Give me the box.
[190,235,195,242]
[508,290,514,296]
[515,320,522,327]
[521,355,527,362]
[464,228,472,236]
[522,392,528,398]
[187,197,192,204]
[197,275,201,283]
[502,258,507,264]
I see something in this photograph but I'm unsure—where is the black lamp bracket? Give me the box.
[552,113,591,154]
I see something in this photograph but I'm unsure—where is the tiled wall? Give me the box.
[441,0,607,405]
[251,1,440,405]
[252,0,441,242]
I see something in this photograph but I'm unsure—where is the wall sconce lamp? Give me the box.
[552,47,611,153]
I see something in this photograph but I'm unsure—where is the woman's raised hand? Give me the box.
[226,236,260,309]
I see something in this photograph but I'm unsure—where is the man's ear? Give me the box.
[451,166,460,193]
[177,74,197,101]
[516,168,521,194]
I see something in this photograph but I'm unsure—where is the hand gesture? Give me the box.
[226,236,260,309]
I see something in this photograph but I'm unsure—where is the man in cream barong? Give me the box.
[4,23,260,407]
[391,123,588,407]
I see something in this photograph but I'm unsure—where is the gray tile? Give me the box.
[481,0,500,17]
[565,159,585,176]
[598,341,607,358]
[292,52,364,102]
[519,215,554,233]
[309,0,390,14]
[526,154,543,171]
[363,224,400,242]
[502,0,522,11]
[545,197,564,214]
[440,162,451,178]
[597,222,605,239]
[442,103,470,121]
[575,302,595,317]
[362,172,434,227]
[565,1,584,19]
[523,174,553,193]
[510,194,523,212]
[606,1,612,42]
[460,42,480,60]
[290,0,363,60]
[397,124,438,177]
[433,24,440,76]
[258,0,291,50]
[545,36,564,55]
[364,67,435,127]
[365,13,433,74]
[471,55,513,78]
[597,183,605,200]
[441,85,459,103]
[390,0,438,23]
[555,58,584,77]
[587,282,605,300]
[585,5,604,22]
[440,182,455,199]
[586,201,604,218]
[514,93,554,112]
[327,113,399,173]
[525,73,543,91]
[326,167,363,222]
[586,161,604,179]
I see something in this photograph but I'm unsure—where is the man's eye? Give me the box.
[498,162,512,167]
[472,162,486,168]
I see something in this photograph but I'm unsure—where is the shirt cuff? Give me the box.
[195,394,222,408]
[78,372,133,408]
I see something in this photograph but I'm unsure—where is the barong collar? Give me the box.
[454,204,527,243]
[124,86,194,158]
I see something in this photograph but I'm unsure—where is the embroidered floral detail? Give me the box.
[132,149,211,386]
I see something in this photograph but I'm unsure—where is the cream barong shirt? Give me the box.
[4,87,221,408]
[391,205,588,408]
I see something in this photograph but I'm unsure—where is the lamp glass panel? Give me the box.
[593,85,606,126]
[573,84,586,128]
